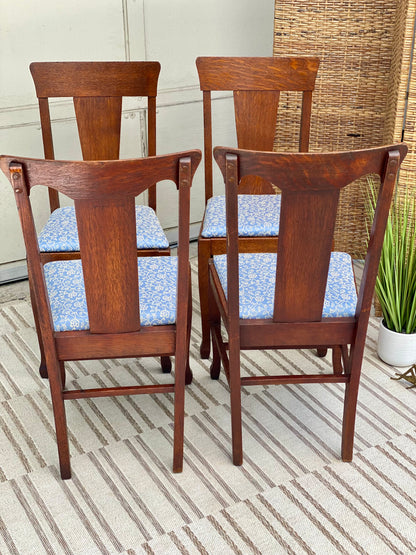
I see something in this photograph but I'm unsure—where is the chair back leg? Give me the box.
[341,341,365,461]
[185,279,193,386]
[198,240,212,358]
[47,357,71,478]
[228,340,243,466]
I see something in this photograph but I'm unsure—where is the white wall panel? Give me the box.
[0,0,136,273]
[143,0,275,90]
[0,0,130,108]
[0,0,275,277]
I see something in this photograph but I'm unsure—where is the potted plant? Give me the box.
[366,182,416,366]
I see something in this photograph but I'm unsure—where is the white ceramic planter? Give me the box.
[377,320,416,367]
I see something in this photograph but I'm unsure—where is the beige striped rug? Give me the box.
[0,262,415,554]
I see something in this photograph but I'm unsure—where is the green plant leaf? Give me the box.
[366,179,416,334]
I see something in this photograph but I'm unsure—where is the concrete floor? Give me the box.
[0,278,30,304]
[0,241,199,305]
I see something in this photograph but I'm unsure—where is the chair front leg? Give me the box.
[59,361,66,389]
[172,276,193,472]
[173,366,185,472]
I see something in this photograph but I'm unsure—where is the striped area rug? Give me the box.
[0,262,415,554]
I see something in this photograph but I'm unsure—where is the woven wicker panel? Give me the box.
[273,0,413,257]
[394,1,416,195]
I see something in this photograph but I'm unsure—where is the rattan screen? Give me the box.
[274,0,415,257]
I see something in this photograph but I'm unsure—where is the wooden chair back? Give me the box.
[196,56,320,201]
[2,152,201,336]
[30,61,161,212]
[213,144,408,326]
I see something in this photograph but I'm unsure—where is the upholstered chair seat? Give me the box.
[201,195,281,238]
[213,252,357,320]
[38,205,169,252]
[44,256,178,331]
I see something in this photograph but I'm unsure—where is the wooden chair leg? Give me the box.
[341,384,357,461]
[332,346,343,375]
[210,330,221,379]
[317,347,328,357]
[59,361,66,389]
[29,280,48,378]
[229,339,243,466]
[172,286,191,473]
[161,356,172,373]
[208,273,221,379]
[341,350,361,462]
[185,362,193,386]
[185,281,193,386]
[333,344,350,375]
[173,365,185,473]
[341,345,349,371]
[47,357,71,479]
[198,239,211,359]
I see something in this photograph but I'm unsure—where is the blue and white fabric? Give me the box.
[38,205,169,252]
[201,195,281,238]
[43,256,178,331]
[213,252,357,320]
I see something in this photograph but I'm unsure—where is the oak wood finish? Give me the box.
[30,61,161,216]
[30,61,168,376]
[0,150,201,479]
[196,56,320,357]
[208,143,407,466]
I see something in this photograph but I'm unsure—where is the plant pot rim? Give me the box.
[381,319,416,335]
[378,319,416,366]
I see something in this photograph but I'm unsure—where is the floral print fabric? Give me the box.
[213,252,357,319]
[38,205,169,252]
[201,195,281,238]
[43,256,178,331]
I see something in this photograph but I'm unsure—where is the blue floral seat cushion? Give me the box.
[213,252,357,320]
[38,205,169,252]
[201,195,281,238]
[43,256,178,331]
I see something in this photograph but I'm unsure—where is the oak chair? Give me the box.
[196,56,320,359]
[0,150,201,479]
[208,143,407,466]
[30,61,171,376]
